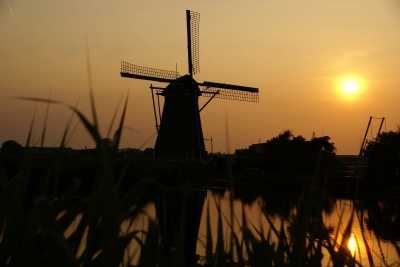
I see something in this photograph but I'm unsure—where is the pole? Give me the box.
[376,117,385,142]
[360,116,372,156]
[150,85,159,133]
[157,93,162,121]
[199,90,219,112]
[358,116,372,180]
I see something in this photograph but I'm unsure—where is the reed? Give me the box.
[1,96,398,266]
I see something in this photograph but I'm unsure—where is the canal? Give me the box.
[115,183,400,266]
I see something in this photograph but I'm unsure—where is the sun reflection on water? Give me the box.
[348,233,357,256]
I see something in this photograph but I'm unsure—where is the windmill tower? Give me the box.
[121,10,259,163]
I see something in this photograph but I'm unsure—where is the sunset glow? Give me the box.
[336,76,366,101]
[0,1,399,155]
[342,79,359,94]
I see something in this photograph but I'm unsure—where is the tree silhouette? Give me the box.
[1,140,22,157]
[261,130,336,174]
[262,130,305,172]
[364,127,400,182]
[365,126,400,156]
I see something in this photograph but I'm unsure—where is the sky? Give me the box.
[1,0,400,155]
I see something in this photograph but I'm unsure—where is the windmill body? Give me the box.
[121,10,259,163]
[154,75,206,162]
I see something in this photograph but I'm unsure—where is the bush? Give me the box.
[1,140,22,157]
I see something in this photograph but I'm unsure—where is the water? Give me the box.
[66,184,400,266]
[195,189,400,266]
[137,184,400,266]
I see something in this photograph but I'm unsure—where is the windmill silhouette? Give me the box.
[121,10,259,163]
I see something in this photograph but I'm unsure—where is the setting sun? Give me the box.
[342,79,359,94]
[336,76,366,100]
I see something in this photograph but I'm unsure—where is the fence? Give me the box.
[335,166,367,178]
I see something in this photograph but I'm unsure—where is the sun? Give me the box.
[342,79,359,94]
[336,76,366,100]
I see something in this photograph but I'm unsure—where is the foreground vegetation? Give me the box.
[1,93,400,266]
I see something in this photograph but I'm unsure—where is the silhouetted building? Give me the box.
[249,143,265,154]
[25,147,76,158]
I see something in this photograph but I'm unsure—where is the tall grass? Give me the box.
[1,97,397,266]
[0,92,162,266]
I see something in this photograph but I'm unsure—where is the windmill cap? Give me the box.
[162,74,201,96]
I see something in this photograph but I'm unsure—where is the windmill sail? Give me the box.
[200,81,259,102]
[120,61,179,83]
[187,10,200,76]
[120,10,259,164]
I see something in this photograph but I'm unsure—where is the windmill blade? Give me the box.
[199,81,259,102]
[187,10,200,76]
[120,61,179,83]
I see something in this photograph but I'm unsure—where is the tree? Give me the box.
[364,127,400,181]
[261,130,336,174]
[262,130,305,172]
[1,140,22,157]
[306,136,336,175]
[365,126,400,156]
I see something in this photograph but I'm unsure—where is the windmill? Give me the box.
[121,10,259,163]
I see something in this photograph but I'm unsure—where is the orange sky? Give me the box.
[1,0,400,154]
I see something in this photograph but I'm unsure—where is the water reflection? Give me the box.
[363,198,400,241]
[152,187,206,266]
[122,184,400,266]
[348,233,356,257]
[194,187,400,266]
